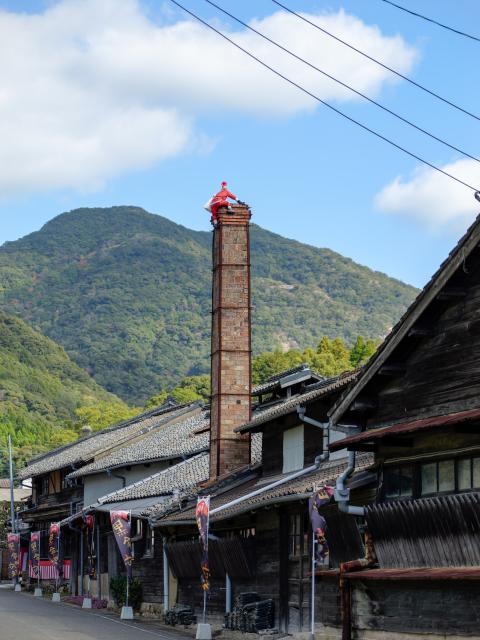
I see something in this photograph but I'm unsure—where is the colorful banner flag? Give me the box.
[195,496,210,591]
[110,511,132,579]
[48,523,63,578]
[308,485,334,562]
[7,533,19,580]
[84,514,96,579]
[30,532,40,579]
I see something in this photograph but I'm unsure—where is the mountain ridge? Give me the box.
[0,206,418,402]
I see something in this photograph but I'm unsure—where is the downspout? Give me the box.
[339,532,377,640]
[106,469,126,488]
[163,537,169,612]
[296,408,330,464]
[334,451,365,517]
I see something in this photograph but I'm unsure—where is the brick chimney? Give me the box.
[210,204,252,480]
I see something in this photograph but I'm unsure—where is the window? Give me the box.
[454,457,480,491]
[143,524,155,558]
[422,459,460,495]
[61,469,70,490]
[36,475,49,496]
[384,465,413,498]
[288,513,308,557]
[283,425,304,473]
[384,456,480,501]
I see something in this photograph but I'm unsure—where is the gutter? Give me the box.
[209,460,324,516]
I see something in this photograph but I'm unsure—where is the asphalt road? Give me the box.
[0,587,190,640]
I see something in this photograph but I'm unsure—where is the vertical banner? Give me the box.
[308,485,334,562]
[7,533,20,580]
[195,496,210,591]
[110,511,132,579]
[30,532,40,579]
[84,515,96,579]
[48,523,63,578]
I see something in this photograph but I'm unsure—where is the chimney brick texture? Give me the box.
[210,204,252,480]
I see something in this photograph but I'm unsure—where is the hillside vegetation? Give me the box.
[0,207,417,402]
[0,310,124,472]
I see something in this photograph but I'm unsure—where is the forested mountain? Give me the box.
[0,310,121,471]
[0,207,418,403]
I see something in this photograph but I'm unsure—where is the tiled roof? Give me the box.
[237,370,359,433]
[99,453,210,504]
[67,409,209,479]
[153,453,375,525]
[95,432,263,506]
[17,402,199,480]
[252,364,313,395]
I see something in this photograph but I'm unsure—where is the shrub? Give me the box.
[109,576,143,610]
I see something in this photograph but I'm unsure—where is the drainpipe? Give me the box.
[296,408,330,464]
[106,469,126,488]
[334,451,365,517]
[96,524,101,599]
[225,573,232,613]
[163,538,169,612]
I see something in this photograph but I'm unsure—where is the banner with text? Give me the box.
[195,496,210,591]
[7,533,19,579]
[30,532,40,579]
[110,511,132,579]
[48,523,63,577]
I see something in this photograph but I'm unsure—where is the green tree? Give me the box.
[350,336,377,367]
[74,403,141,432]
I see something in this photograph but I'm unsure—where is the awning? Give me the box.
[329,408,480,452]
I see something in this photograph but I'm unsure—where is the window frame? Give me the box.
[382,454,480,502]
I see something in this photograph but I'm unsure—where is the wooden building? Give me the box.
[328,214,480,640]
[148,369,375,635]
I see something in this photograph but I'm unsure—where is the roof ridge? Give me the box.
[26,400,200,467]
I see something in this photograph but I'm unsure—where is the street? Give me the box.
[0,588,189,640]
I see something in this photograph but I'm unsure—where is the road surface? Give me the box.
[0,587,190,640]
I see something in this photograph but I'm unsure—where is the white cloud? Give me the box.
[375,159,480,230]
[0,0,417,194]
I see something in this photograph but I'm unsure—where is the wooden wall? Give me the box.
[368,253,480,427]
[352,580,480,636]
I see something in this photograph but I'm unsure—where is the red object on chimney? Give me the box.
[210,203,252,480]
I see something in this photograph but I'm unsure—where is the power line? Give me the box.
[380,0,480,43]
[169,0,479,193]
[204,0,480,164]
[272,0,480,122]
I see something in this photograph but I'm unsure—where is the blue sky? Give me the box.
[0,0,479,287]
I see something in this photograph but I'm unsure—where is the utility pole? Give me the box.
[8,435,15,535]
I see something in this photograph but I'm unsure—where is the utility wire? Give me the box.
[169,0,479,193]
[204,0,480,164]
[272,0,480,122]
[380,0,480,43]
